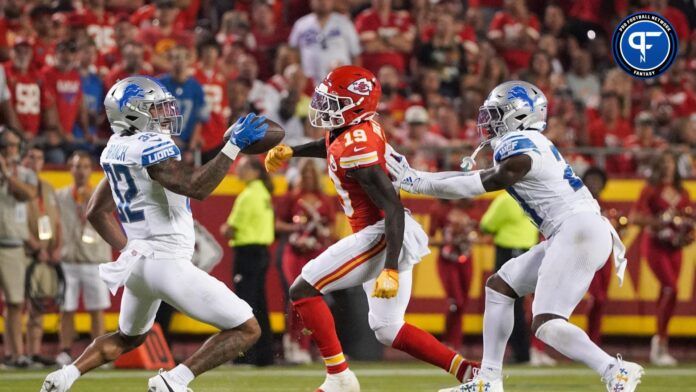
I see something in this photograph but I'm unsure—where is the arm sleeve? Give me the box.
[413,170,486,200]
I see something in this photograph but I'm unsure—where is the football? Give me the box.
[241,119,285,154]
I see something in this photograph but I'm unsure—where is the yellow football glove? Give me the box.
[264,144,293,173]
[372,268,399,298]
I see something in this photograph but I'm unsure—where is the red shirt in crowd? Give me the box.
[586,114,633,147]
[79,9,117,54]
[103,64,153,90]
[129,4,187,30]
[3,63,54,136]
[32,38,55,70]
[250,26,290,81]
[140,27,194,57]
[193,66,232,152]
[643,6,691,41]
[278,189,335,258]
[354,8,414,75]
[489,11,540,73]
[42,66,83,134]
[634,184,692,241]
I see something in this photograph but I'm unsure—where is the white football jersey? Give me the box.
[100,132,194,258]
[491,130,600,238]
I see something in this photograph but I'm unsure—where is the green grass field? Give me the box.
[3,362,695,392]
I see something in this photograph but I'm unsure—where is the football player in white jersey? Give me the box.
[387,81,644,392]
[40,76,268,392]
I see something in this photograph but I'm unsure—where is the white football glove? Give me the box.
[385,145,421,194]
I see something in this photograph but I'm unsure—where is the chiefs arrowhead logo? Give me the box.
[347,78,373,96]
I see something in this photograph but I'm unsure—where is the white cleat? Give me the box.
[147,370,193,392]
[40,368,71,392]
[316,369,360,392]
[438,371,503,392]
[603,356,644,392]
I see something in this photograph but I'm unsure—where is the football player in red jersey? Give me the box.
[266,65,478,392]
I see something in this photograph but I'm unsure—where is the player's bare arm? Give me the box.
[265,139,326,172]
[147,153,234,200]
[292,139,327,158]
[86,178,127,251]
[349,165,405,298]
[148,113,269,200]
[387,151,531,199]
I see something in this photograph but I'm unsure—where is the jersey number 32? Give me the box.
[102,163,145,223]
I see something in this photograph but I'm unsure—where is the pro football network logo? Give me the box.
[612,12,678,79]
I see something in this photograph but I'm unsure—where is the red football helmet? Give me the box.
[308,65,382,129]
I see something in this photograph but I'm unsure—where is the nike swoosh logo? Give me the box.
[160,375,176,392]
[353,146,367,152]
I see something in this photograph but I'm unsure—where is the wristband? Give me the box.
[221,142,241,160]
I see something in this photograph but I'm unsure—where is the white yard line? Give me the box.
[3,367,695,380]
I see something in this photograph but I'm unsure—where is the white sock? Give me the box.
[63,364,81,387]
[480,287,516,380]
[167,364,195,386]
[536,318,616,376]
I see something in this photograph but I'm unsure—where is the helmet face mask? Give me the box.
[308,88,357,129]
[104,76,184,136]
[146,98,183,135]
[477,105,505,143]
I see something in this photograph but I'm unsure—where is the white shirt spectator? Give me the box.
[289,12,361,83]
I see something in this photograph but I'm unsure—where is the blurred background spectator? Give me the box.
[22,146,61,368]
[54,151,112,367]
[276,159,334,364]
[0,127,37,368]
[221,156,275,366]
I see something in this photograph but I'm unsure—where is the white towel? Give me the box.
[362,211,431,267]
[99,240,153,295]
[604,217,628,286]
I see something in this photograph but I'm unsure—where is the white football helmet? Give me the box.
[477,80,548,143]
[104,76,183,135]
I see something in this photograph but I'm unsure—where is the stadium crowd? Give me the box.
[0,0,695,371]
[0,0,692,175]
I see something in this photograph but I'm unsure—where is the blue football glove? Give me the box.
[225,113,268,149]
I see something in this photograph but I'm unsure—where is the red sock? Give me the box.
[392,323,479,382]
[292,297,348,374]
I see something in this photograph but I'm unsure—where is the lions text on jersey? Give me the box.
[492,130,600,238]
[100,132,194,258]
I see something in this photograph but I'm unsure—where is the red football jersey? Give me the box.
[193,66,232,151]
[325,120,389,232]
[81,9,117,53]
[4,64,54,136]
[42,66,82,134]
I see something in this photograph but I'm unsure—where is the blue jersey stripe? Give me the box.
[142,141,174,153]
[494,138,539,162]
[506,187,543,227]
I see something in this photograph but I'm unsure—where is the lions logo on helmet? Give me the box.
[477,80,548,143]
[118,84,146,112]
[506,85,536,112]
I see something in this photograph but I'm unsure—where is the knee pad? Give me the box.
[369,316,405,346]
[534,318,565,341]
